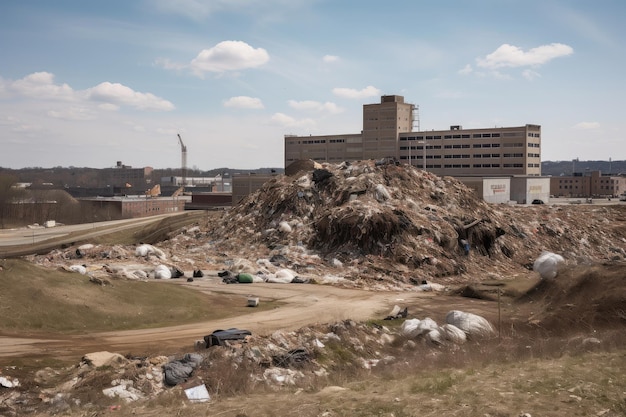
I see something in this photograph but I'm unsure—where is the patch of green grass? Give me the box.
[0,259,277,334]
[409,371,461,395]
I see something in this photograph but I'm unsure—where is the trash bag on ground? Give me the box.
[533,251,565,279]
[445,310,494,338]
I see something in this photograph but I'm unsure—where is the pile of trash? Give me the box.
[205,160,626,286]
[22,160,626,289]
[0,311,496,413]
[207,160,512,286]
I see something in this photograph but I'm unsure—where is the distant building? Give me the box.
[285,95,542,177]
[161,174,232,192]
[78,195,187,221]
[550,171,626,197]
[232,173,278,204]
[99,161,153,191]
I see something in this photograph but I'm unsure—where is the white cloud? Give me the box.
[154,57,187,71]
[522,69,541,80]
[10,72,75,100]
[573,121,600,130]
[332,86,381,99]
[4,72,174,112]
[477,43,573,69]
[223,96,265,109]
[288,100,343,114]
[48,106,96,121]
[86,82,175,111]
[190,41,269,76]
[270,112,315,128]
[323,55,339,63]
[458,64,473,75]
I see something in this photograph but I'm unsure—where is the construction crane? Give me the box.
[177,134,187,187]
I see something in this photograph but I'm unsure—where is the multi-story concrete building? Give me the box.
[99,161,153,190]
[550,171,626,198]
[284,95,542,177]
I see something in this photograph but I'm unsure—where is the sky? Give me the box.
[1,0,624,171]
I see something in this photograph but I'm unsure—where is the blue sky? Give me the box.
[1,0,624,170]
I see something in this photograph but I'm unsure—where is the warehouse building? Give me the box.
[284,95,542,178]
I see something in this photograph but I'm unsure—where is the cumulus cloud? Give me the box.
[477,43,573,69]
[270,112,315,128]
[11,72,75,100]
[573,121,600,129]
[223,96,264,109]
[86,82,175,111]
[323,55,339,63]
[288,100,343,114]
[4,72,174,112]
[190,41,269,76]
[332,86,381,99]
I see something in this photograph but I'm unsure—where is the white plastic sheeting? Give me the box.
[533,251,565,279]
[445,310,494,338]
[400,317,438,338]
[135,244,166,260]
[153,264,172,279]
[69,265,87,274]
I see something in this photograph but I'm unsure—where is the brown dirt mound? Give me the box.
[517,262,626,333]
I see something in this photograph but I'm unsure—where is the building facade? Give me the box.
[549,171,626,198]
[284,95,542,177]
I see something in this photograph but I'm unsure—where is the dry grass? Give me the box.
[0,258,279,334]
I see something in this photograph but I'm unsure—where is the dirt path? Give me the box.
[0,279,439,361]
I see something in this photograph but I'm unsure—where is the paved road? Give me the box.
[0,213,188,246]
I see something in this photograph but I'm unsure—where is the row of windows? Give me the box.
[528,133,541,137]
[403,132,512,140]
[421,164,521,169]
[402,153,528,159]
[528,143,540,148]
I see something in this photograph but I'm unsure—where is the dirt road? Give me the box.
[0,278,441,361]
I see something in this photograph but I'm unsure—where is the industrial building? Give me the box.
[78,195,188,221]
[550,171,626,198]
[284,95,542,178]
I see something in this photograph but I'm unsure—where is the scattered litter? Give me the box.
[184,384,211,403]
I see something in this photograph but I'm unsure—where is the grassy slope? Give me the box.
[0,259,263,334]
